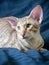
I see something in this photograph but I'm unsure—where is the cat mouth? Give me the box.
[23,36,33,40]
[18,34,32,43]
[23,36,28,39]
[22,36,33,45]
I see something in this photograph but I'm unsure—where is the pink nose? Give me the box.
[22,30,26,38]
[22,28,27,38]
[23,33,25,38]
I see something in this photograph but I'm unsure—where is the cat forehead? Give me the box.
[17,17,36,25]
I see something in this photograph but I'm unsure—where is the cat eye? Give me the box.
[26,23,31,28]
[17,26,20,29]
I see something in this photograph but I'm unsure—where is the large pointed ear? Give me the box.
[7,17,18,29]
[29,5,43,24]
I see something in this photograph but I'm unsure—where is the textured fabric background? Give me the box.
[0,48,49,65]
[0,0,49,65]
[0,0,49,49]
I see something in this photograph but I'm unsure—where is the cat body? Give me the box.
[0,5,45,52]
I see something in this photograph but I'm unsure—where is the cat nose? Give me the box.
[22,30,26,38]
[23,33,25,38]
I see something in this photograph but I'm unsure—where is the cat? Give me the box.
[0,5,46,52]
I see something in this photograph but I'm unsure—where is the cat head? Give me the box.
[7,5,44,51]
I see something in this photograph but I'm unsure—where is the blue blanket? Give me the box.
[0,0,49,65]
[0,48,49,65]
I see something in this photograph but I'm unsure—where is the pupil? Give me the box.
[26,23,31,27]
[18,26,20,29]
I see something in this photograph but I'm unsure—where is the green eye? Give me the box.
[26,23,31,28]
[17,26,20,29]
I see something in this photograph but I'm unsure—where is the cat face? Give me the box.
[7,5,44,50]
[16,17,39,39]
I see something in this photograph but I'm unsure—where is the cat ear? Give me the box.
[29,5,43,24]
[7,17,18,29]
